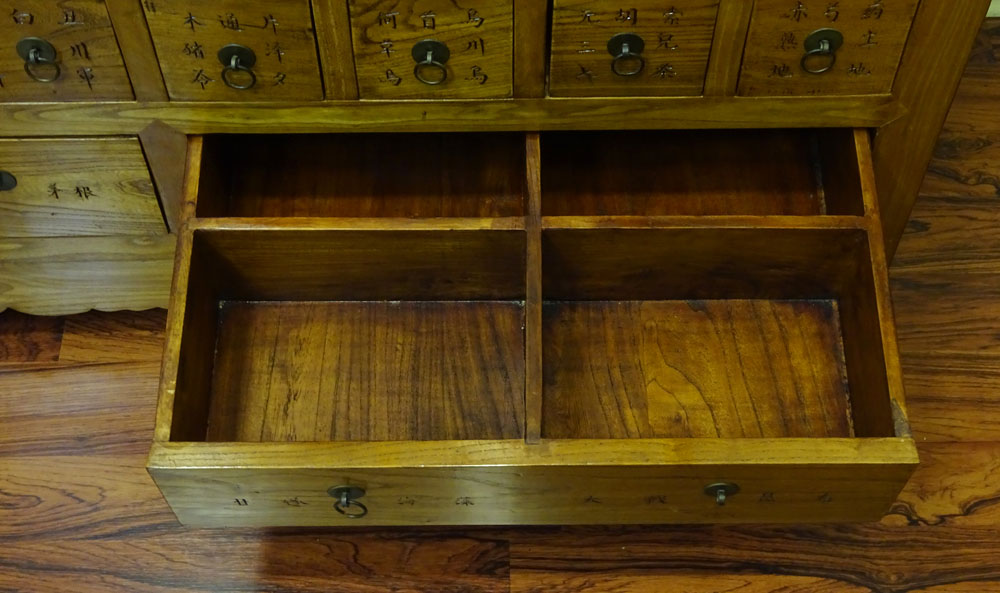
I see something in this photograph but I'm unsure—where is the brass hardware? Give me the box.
[328,485,368,518]
[607,33,645,77]
[16,37,60,83]
[704,482,740,506]
[0,170,16,192]
[412,40,450,85]
[218,44,257,90]
[801,28,844,75]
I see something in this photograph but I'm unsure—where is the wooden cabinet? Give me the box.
[347,0,513,99]
[141,0,324,101]
[148,128,917,527]
[0,137,174,315]
[0,0,133,101]
[549,0,719,97]
[738,0,920,96]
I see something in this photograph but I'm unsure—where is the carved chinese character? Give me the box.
[860,29,877,47]
[273,72,286,85]
[862,1,884,19]
[657,33,678,50]
[77,67,95,90]
[848,62,872,75]
[282,496,307,507]
[825,2,840,21]
[420,11,436,29]
[183,12,203,31]
[62,9,82,25]
[769,63,793,78]
[377,11,398,28]
[382,69,402,85]
[759,492,776,502]
[70,42,91,60]
[584,495,602,504]
[379,39,394,57]
[183,41,205,59]
[48,184,62,199]
[576,64,595,81]
[455,497,474,506]
[144,0,156,13]
[0,75,5,89]
[778,31,797,50]
[819,492,834,503]
[653,63,676,78]
[467,9,485,27]
[645,495,668,505]
[75,185,96,199]
[465,38,485,56]
[260,14,279,33]
[11,8,34,25]
[191,69,213,88]
[663,7,682,25]
[580,10,599,24]
[266,42,284,63]
[576,40,596,54]
[218,13,241,31]
[788,1,807,22]
[466,65,488,85]
[397,496,416,505]
[615,8,637,25]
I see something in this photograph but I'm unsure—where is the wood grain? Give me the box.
[0,311,62,367]
[58,310,166,364]
[512,0,547,97]
[206,300,526,441]
[141,0,324,101]
[702,0,754,96]
[199,133,526,218]
[104,0,168,101]
[312,0,361,100]
[548,0,719,97]
[0,0,133,101]
[0,138,165,237]
[542,300,853,439]
[738,0,920,97]
[348,0,513,99]
[138,121,188,233]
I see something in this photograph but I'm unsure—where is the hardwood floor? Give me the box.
[2,21,999,592]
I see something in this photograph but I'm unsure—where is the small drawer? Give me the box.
[150,129,916,527]
[549,1,719,97]
[141,0,323,100]
[347,0,513,99]
[738,0,919,96]
[0,0,133,101]
[0,137,165,237]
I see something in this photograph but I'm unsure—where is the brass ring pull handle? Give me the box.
[801,28,844,75]
[0,170,17,192]
[17,37,60,83]
[412,39,450,85]
[328,486,368,519]
[218,44,257,90]
[607,33,645,77]
[704,482,740,506]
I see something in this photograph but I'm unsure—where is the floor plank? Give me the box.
[0,310,63,368]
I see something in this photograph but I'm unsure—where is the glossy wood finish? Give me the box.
[738,0,920,97]
[104,0,168,102]
[0,137,164,237]
[141,0,323,101]
[548,0,719,97]
[0,0,133,101]
[348,0,513,99]
[2,34,999,587]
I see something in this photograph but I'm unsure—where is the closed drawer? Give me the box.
[0,138,165,237]
[738,0,919,96]
[549,1,719,97]
[141,0,323,100]
[150,129,916,527]
[348,0,513,99]
[0,0,133,101]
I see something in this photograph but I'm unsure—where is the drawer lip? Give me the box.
[148,438,919,471]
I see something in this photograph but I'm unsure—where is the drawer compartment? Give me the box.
[150,129,916,527]
[0,137,165,237]
[0,0,133,101]
[141,0,323,101]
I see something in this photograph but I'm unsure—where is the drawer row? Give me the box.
[0,0,918,102]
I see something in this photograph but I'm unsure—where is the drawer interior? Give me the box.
[541,129,866,216]
[194,133,527,218]
[162,129,903,449]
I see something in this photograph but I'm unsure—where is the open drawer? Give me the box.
[149,129,917,527]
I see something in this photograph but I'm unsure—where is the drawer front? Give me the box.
[142,0,323,101]
[0,0,133,101]
[348,0,513,99]
[738,0,919,96]
[0,138,165,237]
[549,0,719,97]
[150,460,913,527]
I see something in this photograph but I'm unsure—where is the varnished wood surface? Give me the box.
[542,300,853,439]
[1,19,999,587]
[206,300,525,442]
